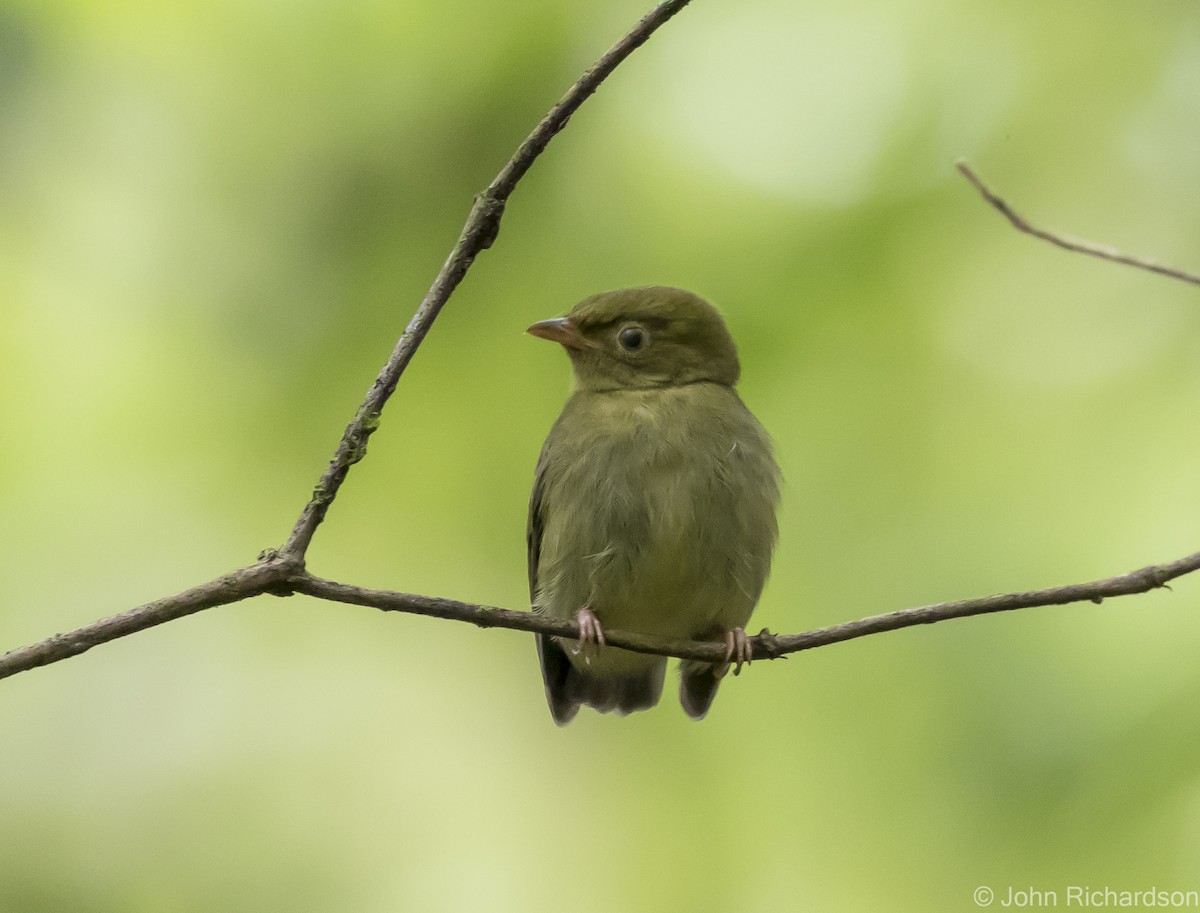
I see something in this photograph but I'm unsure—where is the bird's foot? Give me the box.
[720,627,753,677]
[571,606,606,664]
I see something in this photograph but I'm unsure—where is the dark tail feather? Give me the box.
[537,635,666,725]
[679,659,726,720]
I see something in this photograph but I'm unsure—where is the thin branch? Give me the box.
[767,549,1200,657]
[5,548,1197,681]
[0,560,290,681]
[280,0,695,561]
[292,549,1200,663]
[956,161,1200,286]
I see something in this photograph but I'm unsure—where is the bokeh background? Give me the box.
[3,0,1200,909]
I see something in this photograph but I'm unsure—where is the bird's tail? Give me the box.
[537,634,666,725]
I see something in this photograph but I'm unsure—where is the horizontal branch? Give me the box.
[4,550,1196,682]
[767,549,1200,655]
[297,551,1200,661]
[957,161,1200,286]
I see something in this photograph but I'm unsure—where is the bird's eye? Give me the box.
[617,325,647,351]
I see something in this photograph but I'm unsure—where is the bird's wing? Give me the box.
[528,441,581,725]
[526,446,547,601]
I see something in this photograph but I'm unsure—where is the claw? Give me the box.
[571,606,606,664]
[723,627,752,676]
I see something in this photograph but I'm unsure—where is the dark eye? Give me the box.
[617,325,647,351]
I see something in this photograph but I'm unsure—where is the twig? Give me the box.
[295,552,1200,661]
[0,561,288,680]
[279,0,696,561]
[5,550,1195,680]
[956,161,1200,287]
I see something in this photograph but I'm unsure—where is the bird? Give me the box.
[526,286,781,724]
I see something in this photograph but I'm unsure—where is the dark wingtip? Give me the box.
[537,634,580,725]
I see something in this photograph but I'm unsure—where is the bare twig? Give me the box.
[298,551,1200,662]
[0,560,290,680]
[8,547,1196,681]
[956,162,1200,286]
[280,0,696,561]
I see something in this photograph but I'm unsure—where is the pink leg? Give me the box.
[571,606,606,664]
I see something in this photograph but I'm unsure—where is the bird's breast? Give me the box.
[537,384,778,639]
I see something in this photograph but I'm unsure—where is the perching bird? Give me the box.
[526,286,781,724]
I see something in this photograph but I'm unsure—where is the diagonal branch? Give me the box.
[0,560,290,680]
[280,0,696,561]
[956,161,1200,286]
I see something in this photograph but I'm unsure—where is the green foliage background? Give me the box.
[3,0,1200,909]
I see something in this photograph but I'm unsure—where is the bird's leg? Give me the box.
[571,606,606,664]
[722,627,753,677]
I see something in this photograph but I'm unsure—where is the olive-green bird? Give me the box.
[527,286,781,724]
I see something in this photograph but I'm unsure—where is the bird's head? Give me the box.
[527,286,741,392]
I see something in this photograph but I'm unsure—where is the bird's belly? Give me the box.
[584,474,754,639]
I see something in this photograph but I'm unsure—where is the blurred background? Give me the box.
[3,0,1200,909]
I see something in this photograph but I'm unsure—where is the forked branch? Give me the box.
[3,17,1198,687]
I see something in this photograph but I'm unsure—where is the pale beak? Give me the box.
[527,317,587,350]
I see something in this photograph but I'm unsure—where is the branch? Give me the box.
[5,544,1197,681]
[0,0,696,684]
[0,560,291,681]
[295,550,1200,662]
[956,161,1200,286]
[280,0,696,561]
